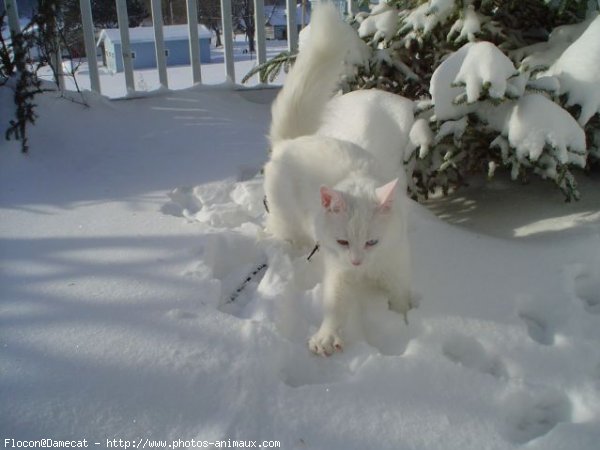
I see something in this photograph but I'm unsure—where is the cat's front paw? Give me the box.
[389,293,413,317]
[308,329,344,356]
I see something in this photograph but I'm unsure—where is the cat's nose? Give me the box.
[351,259,362,266]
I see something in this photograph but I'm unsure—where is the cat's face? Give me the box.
[318,179,398,269]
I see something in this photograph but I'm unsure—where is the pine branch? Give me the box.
[242,51,296,85]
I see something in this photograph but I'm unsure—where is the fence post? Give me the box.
[5,0,20,38]
[151,0,169,89]
[186,0,202,84]
[79,0,101,94]
[115,0,135,94]
[220,0,235,83]
[347,0,358,16]
[285,0,297,53]
[253,0,266,70]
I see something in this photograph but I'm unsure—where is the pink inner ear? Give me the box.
[375,178,399,212]
[320,186,346,213]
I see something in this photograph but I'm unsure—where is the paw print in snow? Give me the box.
[573,269,600,315]
[501,389,572,444]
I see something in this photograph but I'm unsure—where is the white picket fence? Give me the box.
[4,0,358,96]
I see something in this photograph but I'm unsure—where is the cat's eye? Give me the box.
[365,239,379,247]
[336,239,349,247]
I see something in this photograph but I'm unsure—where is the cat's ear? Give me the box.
[375,178,399,213]
[320,186,346,213]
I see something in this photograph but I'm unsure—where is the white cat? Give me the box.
[263,3,415,356]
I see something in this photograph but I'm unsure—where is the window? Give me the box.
[165,49,170,57]
[131,51,136,59]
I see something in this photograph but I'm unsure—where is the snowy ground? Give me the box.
[40,39,288,99]
[2,66,600,447]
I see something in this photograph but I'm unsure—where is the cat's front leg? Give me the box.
[383,273,413,321]
[388,289,413,324]
[309,271,348,356]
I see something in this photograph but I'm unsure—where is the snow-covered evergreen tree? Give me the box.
[249,0,600,200]
[351,0,600,200]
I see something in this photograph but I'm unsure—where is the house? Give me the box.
[96,24,211,74]
[264,3,311,40]
[264,1,351,40]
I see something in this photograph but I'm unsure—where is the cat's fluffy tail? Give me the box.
[269,3,368,147]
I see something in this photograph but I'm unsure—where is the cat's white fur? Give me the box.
[263,4,415,356]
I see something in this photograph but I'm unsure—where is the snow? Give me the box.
[430,42,477,120]
[357,4,398,42]
[427,0,456,15]
[448,4,482,43]
[97,25,213,45]
[430,41,526,121]
[2,56,600,448]
[401,3,438,36]
[400,0,455,38]
[38,38,289,99]
[453,42,518,103]
[409,118,434,158]
[516,13,597,72]
[480,93,587,172]
[544,14,600,126]
[434,116,467,145]
[498,94,586,167]
[430,39,586,184]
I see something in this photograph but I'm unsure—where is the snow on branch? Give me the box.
[431,42,523,120]
[488,94,586,167]
[430,43,476,120]
[303,0,600,200]
[453,42,520,103]
[400,0,455,42]
[357,2,399,44]
[544,14,600,125]
[409,118,435,159]
[427,36,587,198]
[515,13,596,73]
[481,93,587,197]
[447,4,482,43]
